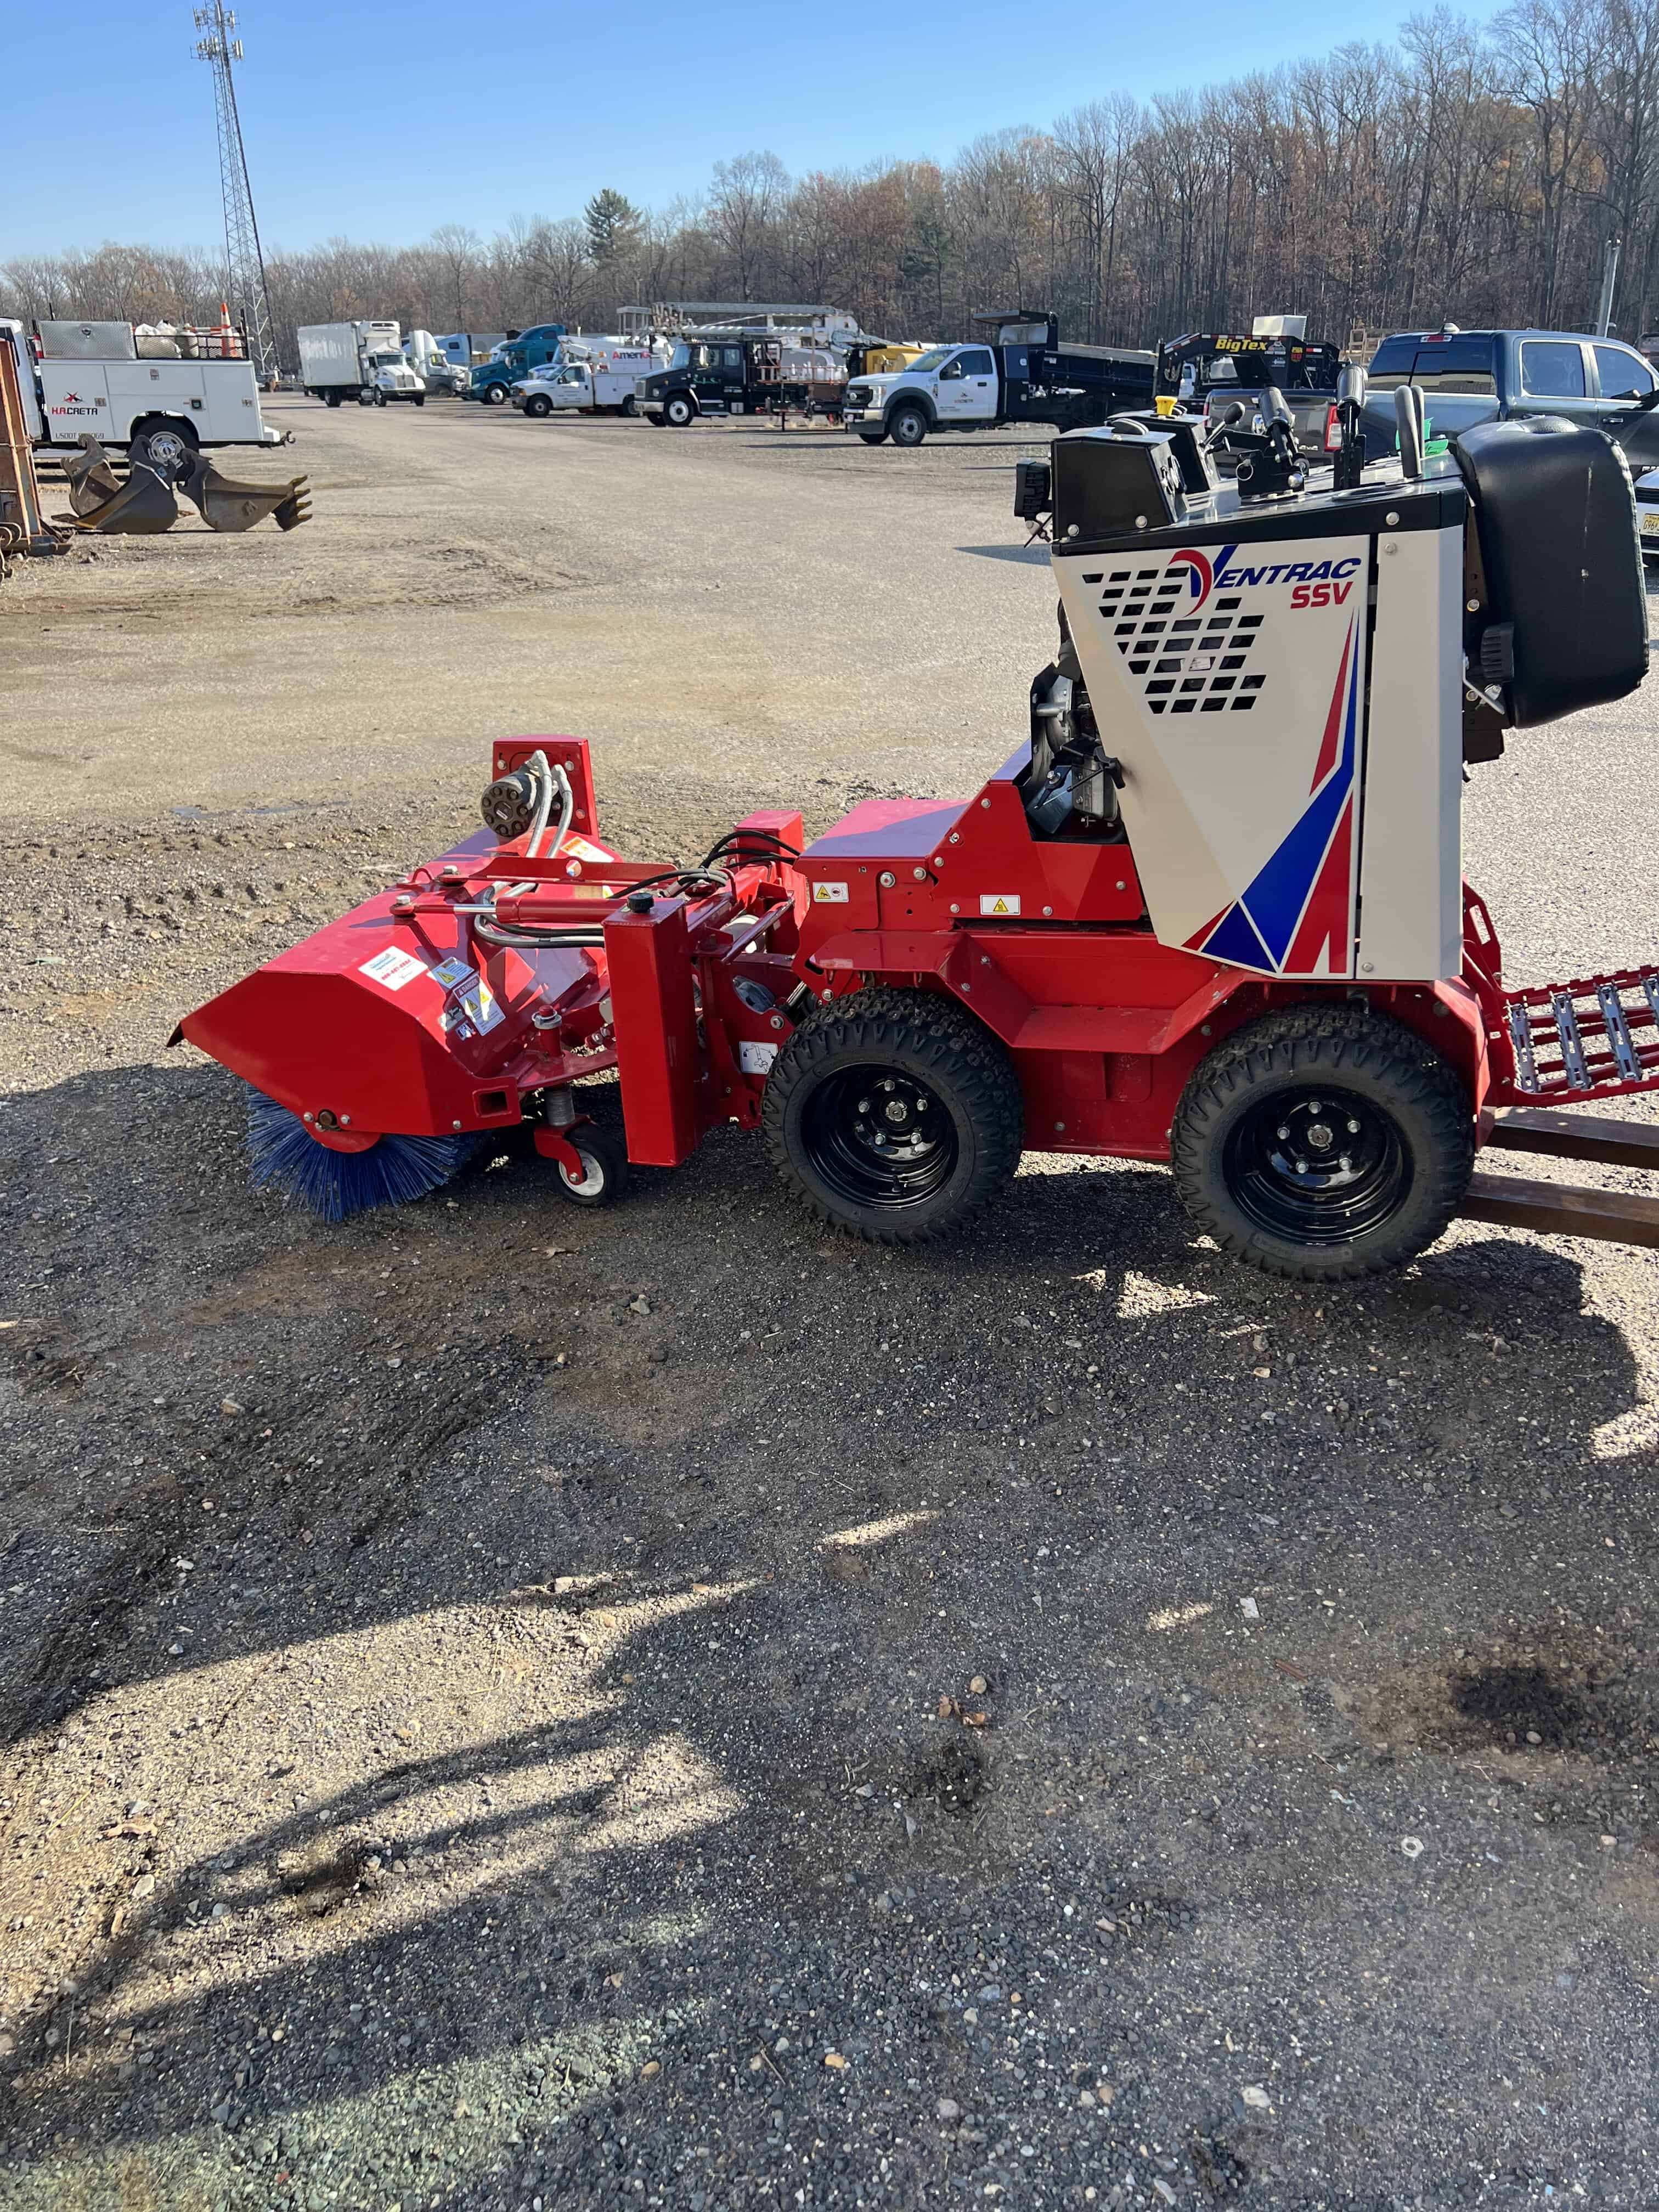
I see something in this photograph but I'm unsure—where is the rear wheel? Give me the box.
[664,393,696,428]
[358,387,374,405]
[325,392,342,408]
[1171,1005,1472,1281]
[128,420,198,480]
[764,988,1023,1244]
[554,1124,629,1207]
[889,404,929,448]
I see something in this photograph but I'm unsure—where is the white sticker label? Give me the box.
[738,1040,779,1075]
[428,956,476,992]
[979,895,1022,917]
[812,881,849,904]
[562,835,611,863]
[359,946,426,991]
[461,981,504,1034]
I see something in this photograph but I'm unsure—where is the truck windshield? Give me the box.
[904,348,954,375]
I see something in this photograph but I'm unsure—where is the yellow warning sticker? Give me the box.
[563,836,613,863]
[813,882,850,904]
[979,895,1022,916]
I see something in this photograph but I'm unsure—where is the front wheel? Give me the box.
[555,1124,629,1207]
[414,393,425,407]
[764,988,1023,1244]
[1171,1006,1472,1281]
[858,431,887,445]
[888,404,929,448]
[664,394,696,428]
[524,392,551,417]
[483,383,508,406]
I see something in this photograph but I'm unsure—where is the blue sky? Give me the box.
[8,0,1500,257]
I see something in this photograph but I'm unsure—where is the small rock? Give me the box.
[131,1875,156,1900]
[220,1399,243,1417]
[640,2059,660,2079]
[1242,2084,1271,2109]
[969,1675,988,1696]
[629,1296,651,1316]
[1153,2181,1177,2207]
[937,2097,962,2121]
[210,2100,233,2124]
[824,2051,849,2070]
[978,1985,1002,2003]
[211,1903,229,1921]
[1526,1730,1543,1745]
[1239,1596,1261,1622]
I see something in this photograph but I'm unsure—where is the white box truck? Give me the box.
[1,317,294,479]
[297,321,425,408]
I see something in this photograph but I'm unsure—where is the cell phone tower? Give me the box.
[193,1,279,382]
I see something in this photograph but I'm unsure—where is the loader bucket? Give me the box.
[60,458,180,535]
[178,453,312,533]
[61,435,124,517]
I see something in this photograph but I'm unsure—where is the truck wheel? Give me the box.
[664,394,696,428]
[483,383,508,407]
[857,431,887,446]
[414,393,425,407]
[325,392,342,408]
[1171,1005,1472,1282]
[622,395,637,416]
[524,392,552,418]
[764,987,1023,1244]
[888,404,929,448]
[128,420,198,481]
[358,387,374,406]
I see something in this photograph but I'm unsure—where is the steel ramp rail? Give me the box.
[1493,967,1659,1105]
[1463,1107,1659,1249]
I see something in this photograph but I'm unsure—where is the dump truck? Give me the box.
[1,317,294,481]
[841,312,1155,447]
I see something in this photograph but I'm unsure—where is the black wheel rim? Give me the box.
[1223,1082,1410,1245]
[800,1064,958,1211]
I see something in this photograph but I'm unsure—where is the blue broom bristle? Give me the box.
[245,1087,482,1222]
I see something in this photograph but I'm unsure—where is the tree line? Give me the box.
[6,0,1658,363]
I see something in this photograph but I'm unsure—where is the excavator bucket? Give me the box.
[61,435,128,517]
[59,453,180,535]
[178,453,312,533]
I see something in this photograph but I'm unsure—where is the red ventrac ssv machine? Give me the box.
[178,393,1659,1280]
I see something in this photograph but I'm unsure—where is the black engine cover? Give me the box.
[1452,415,1647,728]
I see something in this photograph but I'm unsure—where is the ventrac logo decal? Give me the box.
[1170,545,1361,611]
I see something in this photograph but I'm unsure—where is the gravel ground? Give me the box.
[4,398,1659,2212]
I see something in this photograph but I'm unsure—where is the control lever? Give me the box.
[1332,362,1367,492]
[1395,383,1426,479]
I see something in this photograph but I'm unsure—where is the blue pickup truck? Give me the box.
[1360,326,1659,555]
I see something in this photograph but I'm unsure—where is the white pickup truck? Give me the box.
[511,349,654,417]
[2,317,292,478]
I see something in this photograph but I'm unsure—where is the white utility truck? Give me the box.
[511,343,656,416]
[297,321,425,408]
[1,317,293,479]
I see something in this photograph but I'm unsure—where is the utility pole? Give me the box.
[1596,234,1622,340]
[193,2,279,383]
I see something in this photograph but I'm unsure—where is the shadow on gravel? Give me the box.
[6,1055,1659,2202]
[956,544,1051,565]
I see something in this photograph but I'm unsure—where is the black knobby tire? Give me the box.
[554,1124,629,1207]
[1171,1005,1472,1282]
[889,404,929,448]
[764,987,1023,1244]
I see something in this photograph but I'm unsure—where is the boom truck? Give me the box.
[297,322,425,407]
[175,379,1659,1279]
[842,312,1156,447]
[2,317,293,479]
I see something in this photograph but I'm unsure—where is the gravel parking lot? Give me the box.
[4,394,1659,2212]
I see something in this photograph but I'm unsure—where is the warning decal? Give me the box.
[562,836,612,863]
[812,882,850,904]
[427,956,476,992]
[979,895,1022,917]
[359,946,426,991]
